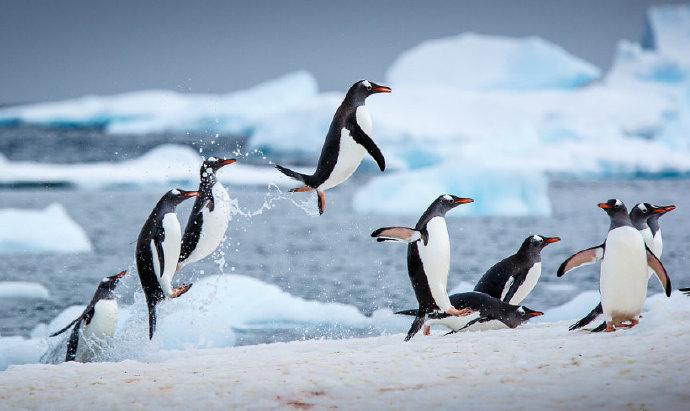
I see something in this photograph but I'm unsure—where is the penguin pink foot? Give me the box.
[447,307,474,317]
[605,322,616,332]
[289,185,312,193]
[171,283,193,298]
[317,191,326,215]
[423,325,431,336]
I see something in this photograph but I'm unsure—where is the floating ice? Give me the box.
[0,282,50,299]
[386,33,601,91]
[0,204,92,254]
[646,4,690,64]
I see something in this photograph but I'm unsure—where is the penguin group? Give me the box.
[52,79,685,360]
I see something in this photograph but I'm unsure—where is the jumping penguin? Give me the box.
[178,157,236,270]
[371,194,474,341]
[49,270,127,362]
[474,235,560,305]
[396,291,543,335]
[275,80,391,215]
[136,188,198,339]
[567,202,675,330]
[557,199,672,332]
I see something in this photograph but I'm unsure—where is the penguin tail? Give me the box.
[394,309,419,316]
[404,315,426,342]
[147,299,158,340]
[275,165,314,187]
[569,302,603,331]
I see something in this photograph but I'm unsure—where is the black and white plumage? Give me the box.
[557,199,672,332]
[136,188,198,339]
[371,194,474,341]
[275,80,391,215]
[178,157,236,271]
[396,291,543,334]
[474,235,560,305]
[567,202,675,331]
[49,270,126,362]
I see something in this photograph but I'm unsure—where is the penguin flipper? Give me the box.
[646,246,672,297]
[275,165,314,187]
[501,274,526,304]
[590,321,607,333]
[446,317,491,335]
[49,317,81,337]
[680,288,690,296]
[65,319,82,362]
[349,121,385,171]
[371,227,423,243]
[569,302,603,331]
[557,243,605,277]
[394,309,420,316]
[147,299,157,340]
[404,315,426,341]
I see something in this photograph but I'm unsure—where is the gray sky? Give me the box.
[1,0,686,103]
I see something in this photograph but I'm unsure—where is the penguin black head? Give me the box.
[347,80,392,104]
[631,202,675,231]
[598,198,627,216]
[520,234,560,253]
[432,194,474,215]
[96,270,127,297]
[164,188,199,205]
[200,157,236,179]
[515,306,544,322]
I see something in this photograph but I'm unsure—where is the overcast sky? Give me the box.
[1,0,686,103]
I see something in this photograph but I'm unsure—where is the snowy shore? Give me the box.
[1,294,689,410]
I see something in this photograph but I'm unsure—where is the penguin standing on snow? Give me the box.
[567,202,675,330]
[371,194,475,341]
[275,80,391,215]
[178,157,236,271]
[136,188,198,339]
[396,291,543,335]
[557,199,672,332]
[474,234,560,305]
[49,270,127,362]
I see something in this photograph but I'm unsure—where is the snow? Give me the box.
[1,292,688,409]
[0,204,92,253]
[0,71,317,135]
[0,282,50,300]
[386,33,601,91]
[0,144,305,189]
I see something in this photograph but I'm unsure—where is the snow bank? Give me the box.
[0,144,303,189]
[1,293,688,409]
[0,204,92,253]
[0,71,317,135]
[386,33,601,90]
[0,282,50,299]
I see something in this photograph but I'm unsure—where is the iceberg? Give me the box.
[646,4,690,64]
[0,71,317,135]
[0,282,50,299]
[0,204,92,254]
[386,33,601,91]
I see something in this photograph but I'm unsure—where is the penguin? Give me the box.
[136,188,198,339]
[567,202,675,331]
[473,235,560,305]
[396,291,543,335]
[371,194,474,341]
[178,157,236,270]
[275,80,391,215]
[49,270,127,362]
[557,199,672,332]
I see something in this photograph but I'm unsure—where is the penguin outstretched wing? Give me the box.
[65,318,82,362]
[646,246,672,296]
[444,317,492,335]
[569,302,603,331]
[680,288,690,296]
[49,303,96,337]
[557,243,605,277]
[348,119,385,171]
[49,317,81,337]
[404,314,426,341]
[371,227,428,245]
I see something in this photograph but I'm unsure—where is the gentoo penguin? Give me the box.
[567,202,675,330]
[371,194,474,341]
[178,157,236,270]
[136,188,198,339]
[49,270,127,362]
[396,291,543,335]
[557,199,672,332]
[275,80,391,214]
[474,235,560,305]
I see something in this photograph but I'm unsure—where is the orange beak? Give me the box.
[653,204,676,213]
[372,86,392,93]
[454,198,474,204]
[530,311,544,317]
[220,159,237,166]
[113,270,127,279]
[598,202,612,209]
[182,191,199,198]
[544,237,561,244]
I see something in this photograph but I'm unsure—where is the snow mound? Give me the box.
[0,282,50,299]
[0,204,92,254]
[386,33,601,90]
[353,164,551,217]
[0,144,301,189]
[0,71,317,135]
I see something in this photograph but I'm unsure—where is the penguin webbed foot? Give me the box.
[423,325,431,336]
[289,185,312,193]
[446,307,474,317]
[317,191,326,215]
[170,283,193,298]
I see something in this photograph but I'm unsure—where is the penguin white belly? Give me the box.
[77,299,117,362]
[600,227,648,322]
[653,230,663,258]
[639,227,656,280]
[183,184,231,265]
[418,217,452,311]
[507,263,542,305]
[318,128,366,191]
[427,313,507,332]
[157,213,182,296]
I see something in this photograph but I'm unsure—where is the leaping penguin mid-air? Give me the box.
[49,270,127,362]
[136,188,198,339]
[474,234,560,305]
[371,194,474,341]
[567,202,675,331]
[178,157,236,271]
[557,199,672,332]
[275,80,391,215]
[396,291,543,335]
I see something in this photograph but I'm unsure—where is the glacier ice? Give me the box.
[0,282,50,299]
